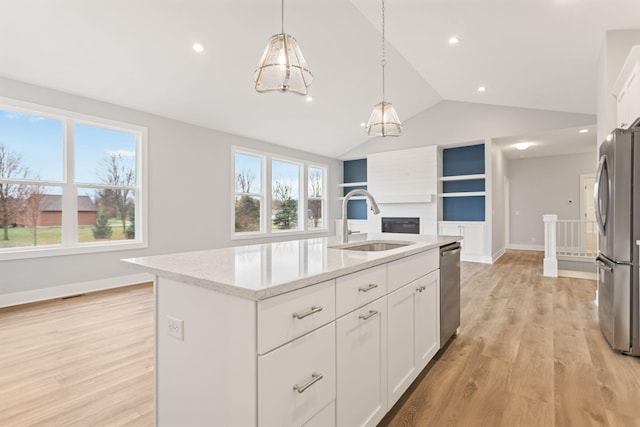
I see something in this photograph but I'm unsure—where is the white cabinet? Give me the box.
[387,270,440,407]
[336,297,387,427]
[613,46,640,129]
[439,221,486,263]
[615,63,638,129]
[258,323,336,427]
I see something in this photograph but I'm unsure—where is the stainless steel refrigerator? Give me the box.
[595,125,640,355]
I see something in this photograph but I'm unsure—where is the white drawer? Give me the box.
[304,400,336,427]
[258,323,336,427]
[336,264,387,317]
[258,280,335,354]
[387,249,438,292]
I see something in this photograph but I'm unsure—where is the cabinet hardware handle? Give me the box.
[359,310,379,321]
[293,372,323,393]
[358,283,378,293]
[416,285,426,293]
[292,306,323,320]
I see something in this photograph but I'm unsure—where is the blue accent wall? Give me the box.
[443,197,486,221]
[442,144,485,176]
[343,159,368,220]
[442,179,485,193]
[344,159,367,183]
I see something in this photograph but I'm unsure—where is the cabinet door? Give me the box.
[336,297,387,427]
[414,270,440,372]
[461,224,484,256]
[439,223,461,237]
[387,282,417,407]
[627,65,638,127]
[617,86,630,129]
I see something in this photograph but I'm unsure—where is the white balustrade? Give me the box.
[543,214,598,278]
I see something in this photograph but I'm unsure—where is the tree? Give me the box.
[308,170,323,227]
[23,184,48,246]
[98,153,135,233]
[272,180,297,230]
[235,170,260,232]
[125,205,135,239]
[92,214,113,239]
[0,144,29,241]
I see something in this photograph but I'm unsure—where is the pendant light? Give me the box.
[253,0,313,95]
[365,0,402,137]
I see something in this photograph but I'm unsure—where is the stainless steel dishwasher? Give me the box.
[440,242,461,348]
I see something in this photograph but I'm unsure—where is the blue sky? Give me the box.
[0,109,136,184]
[235,152,301,197]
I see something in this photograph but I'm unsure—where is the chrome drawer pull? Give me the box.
[359,310,379,321]
[293,372,323,393]
[292,306,323,320]
[358,283,378,293]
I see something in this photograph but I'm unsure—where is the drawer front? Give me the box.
[304,400,336,427]
[336,264,387,317]
[387,249,438,293]
[258,280,335,354]
[258,323,336,427]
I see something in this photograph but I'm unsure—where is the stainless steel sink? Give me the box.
[331,241,413,252]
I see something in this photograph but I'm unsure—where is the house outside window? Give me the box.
[0,98,147,260]
[233,147,327,238]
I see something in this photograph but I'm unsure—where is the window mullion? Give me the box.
[61,120,77,246]
[265,155,271,235]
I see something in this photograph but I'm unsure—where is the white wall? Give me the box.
[490,141,507,260]
[0,77,342,300]
[507,152,596,249]
[339,100,596,160]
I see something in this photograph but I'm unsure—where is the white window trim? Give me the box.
[0,97,148,261]
[231,146,328,240]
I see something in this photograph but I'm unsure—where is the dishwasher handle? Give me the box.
[441,244,461,257]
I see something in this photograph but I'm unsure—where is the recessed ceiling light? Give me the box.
[193,43,204,53]
[579,129,589,133]
[477,86,486,93]
[305,96,313,102]
[514,142,532,150]
[360,122,366,127]
[449,36,460,45]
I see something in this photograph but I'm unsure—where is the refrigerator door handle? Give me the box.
[595,255,614,272]
[594,155,609,236]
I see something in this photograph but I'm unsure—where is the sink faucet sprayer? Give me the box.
[341,189,381,244]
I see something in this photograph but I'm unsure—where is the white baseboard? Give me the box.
[461,254,493,264]
[558,270,597,280]
[0,273,155,308]
[508,243,544,251]
[492,248,506,263]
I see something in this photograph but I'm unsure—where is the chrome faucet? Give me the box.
[341,189,381,244]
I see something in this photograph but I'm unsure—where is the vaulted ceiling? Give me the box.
[1,0,639,158]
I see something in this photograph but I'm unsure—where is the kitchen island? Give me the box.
[123,233,461,427]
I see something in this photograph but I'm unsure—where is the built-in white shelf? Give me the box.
[338,182,367,187]
[439,192,486,198]
[439,174,485,182]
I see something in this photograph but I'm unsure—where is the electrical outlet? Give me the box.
[167,316,184,340]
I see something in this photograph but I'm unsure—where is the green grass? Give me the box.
[0,225,129,248]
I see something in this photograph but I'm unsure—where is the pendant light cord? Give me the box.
[381,0,386,103]
[281,0,285,33]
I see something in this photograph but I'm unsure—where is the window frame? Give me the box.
[231,146,328,240]
[0,97,148,260]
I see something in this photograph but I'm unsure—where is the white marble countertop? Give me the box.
[122,233,461,300]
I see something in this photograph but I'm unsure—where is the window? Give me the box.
[233,147,327,237]
[0,98,147,259]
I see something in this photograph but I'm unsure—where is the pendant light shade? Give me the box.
[254,0,313,95]
[365,101,402,137]
[365,0,402,137]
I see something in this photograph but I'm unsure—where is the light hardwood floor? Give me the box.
[0,284,154,426]
[381,250,640,427]
[2,251,640,426]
